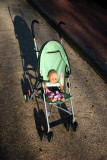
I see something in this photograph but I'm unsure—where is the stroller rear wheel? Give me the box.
[47,131,53,142]
[72,121,78,131]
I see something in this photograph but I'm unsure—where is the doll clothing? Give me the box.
[46,90,64,100]
[45,82,64,100]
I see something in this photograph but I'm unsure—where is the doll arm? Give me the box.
[59,84,64,92]
[44,83,49,92]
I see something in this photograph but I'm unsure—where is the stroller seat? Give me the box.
[45,92,72,105]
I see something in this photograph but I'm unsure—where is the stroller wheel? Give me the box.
[40,130,46,141]
[65,122,71,131]
[47,131,53,142]
[72,122,78,131]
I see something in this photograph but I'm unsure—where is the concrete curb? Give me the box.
[30,0,107,82]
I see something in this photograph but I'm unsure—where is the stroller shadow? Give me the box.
[33,101,70,136]
[14,15,37,72]
[13,15,38,94]
[13,15,48,139]
[21,75,32,95]
[58,103,70,128]
[33,98,47,138]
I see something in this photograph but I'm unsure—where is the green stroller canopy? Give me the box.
[39,41,71,83]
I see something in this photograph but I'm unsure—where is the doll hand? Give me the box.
[46,88,49,92]
[59,84,64,92]
[61,89,64,93]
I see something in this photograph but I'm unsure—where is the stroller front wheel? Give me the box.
[40,130,46,141]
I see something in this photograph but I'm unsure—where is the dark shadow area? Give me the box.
[58,103,71,129]
[33,99,47,138]
[69,0,107,9]
[21,75,32,95]
[13,15,38,94]
[13,15,48,139]
[14,15,37,73]
[59,103,69,117]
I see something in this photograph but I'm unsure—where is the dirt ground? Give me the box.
[0,0,107,160]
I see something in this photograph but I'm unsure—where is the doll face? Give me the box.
[48,72,58,84]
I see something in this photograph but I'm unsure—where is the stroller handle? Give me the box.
[31,20,39,39]
[58,21,66,45]
[31,20,39,51]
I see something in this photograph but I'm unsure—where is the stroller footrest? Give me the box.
[50,116,72,128]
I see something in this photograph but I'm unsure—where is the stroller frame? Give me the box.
[25,20,78,142]
[42,73,75,132]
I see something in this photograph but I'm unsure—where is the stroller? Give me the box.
[25,20,78,142]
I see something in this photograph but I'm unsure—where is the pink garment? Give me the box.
[46,90,64,100]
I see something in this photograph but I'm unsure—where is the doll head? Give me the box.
[48,70,58,84]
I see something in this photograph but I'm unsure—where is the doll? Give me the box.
[44,70,65,102]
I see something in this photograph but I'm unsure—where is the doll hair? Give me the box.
[47,69,57,77]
